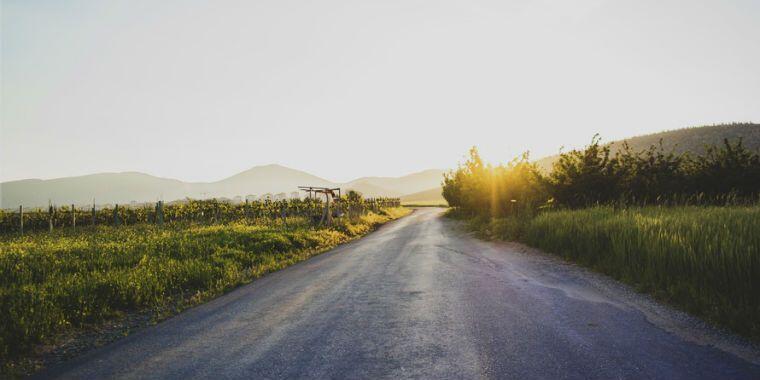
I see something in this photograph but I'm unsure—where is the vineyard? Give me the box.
[0,195,405,373]
[0,196,401,234]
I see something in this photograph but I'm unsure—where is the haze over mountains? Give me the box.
[3,123,757,209]
[0,165,446,208]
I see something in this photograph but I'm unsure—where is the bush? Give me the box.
[443,147,545,217]
[443,135,760,216]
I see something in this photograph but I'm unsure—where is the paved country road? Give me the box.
[38,208,760,379]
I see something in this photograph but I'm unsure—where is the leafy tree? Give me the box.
[443,133,760,215]
[443,147,544,216]
[546,135,621,208]
[688,138,760,199]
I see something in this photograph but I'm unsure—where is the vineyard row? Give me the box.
[0,197,401,234]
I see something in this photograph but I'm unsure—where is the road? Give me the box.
[38,208,760,379]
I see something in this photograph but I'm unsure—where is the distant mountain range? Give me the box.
[535,123,760,172]
[399,187,447,205]
[4,123,756,209]
[0,165,446,209]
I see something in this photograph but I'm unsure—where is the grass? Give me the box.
[463,206,760,341]
[0,207,409,374]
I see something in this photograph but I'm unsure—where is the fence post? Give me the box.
[156,200,164,225]
[71,204,76,228]
[92,202,96,227]
[320,194,332,226]
[113,204,121,226]
[48,202,54,233]
[19,205,24,235]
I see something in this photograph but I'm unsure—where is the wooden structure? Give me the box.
[298,186,341,225]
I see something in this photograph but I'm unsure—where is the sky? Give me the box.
[2,0,759,183]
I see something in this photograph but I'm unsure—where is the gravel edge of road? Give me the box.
[450,217,760,367]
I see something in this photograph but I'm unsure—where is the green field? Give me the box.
[465,206,760,341]
[0,207,409,369]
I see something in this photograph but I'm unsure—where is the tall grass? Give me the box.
[471,206,760,340]
[0,208,409,363]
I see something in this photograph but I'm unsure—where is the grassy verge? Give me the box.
[0,207,410,375]
[461,206,760,341]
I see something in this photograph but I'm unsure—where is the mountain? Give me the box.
[345,169,445,196]
[209,164,335,198]
[0,172,194,209]
[0,165,446,209]
[536,123,760,172]
[344,182,403,198]
[400,187,447,205]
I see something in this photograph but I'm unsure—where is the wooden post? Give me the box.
[19,205,24,235]
[92,202,96,227]
[113,204,121,226]
[320,193,332,226]
[48,202,54,233]
[156,201,164,225]
[71,204,76,228]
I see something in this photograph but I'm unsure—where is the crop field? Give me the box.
[0,197,401,234]
[467,206,760,340]
[0,206,409,368]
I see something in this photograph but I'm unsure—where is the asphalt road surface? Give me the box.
[39,208,760,379]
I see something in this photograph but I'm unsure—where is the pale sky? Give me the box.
[2,0,759,183]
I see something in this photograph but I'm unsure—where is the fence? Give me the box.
[0,197,401,234]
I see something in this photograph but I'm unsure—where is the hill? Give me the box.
[400,187,447,205]
[345,169,445,196]
[209,164,335,198]
[0,165,445,209]
[344,182,403,198]
[536,123,760,171]
[0,172,194,209]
